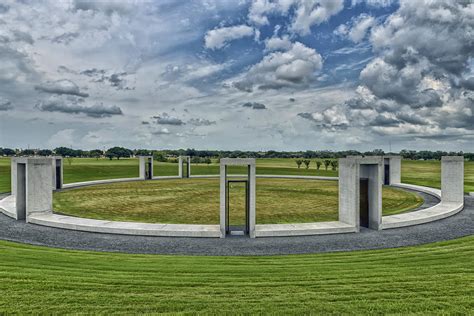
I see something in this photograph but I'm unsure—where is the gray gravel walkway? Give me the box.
[0,191,473,256]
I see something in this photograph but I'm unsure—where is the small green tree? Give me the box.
[316,160,322,170]
[295,159,303,169]
[330,160,338,171]
[303,159,311,169]
[324,159,331,171]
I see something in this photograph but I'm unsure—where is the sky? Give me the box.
[0,0,473,152]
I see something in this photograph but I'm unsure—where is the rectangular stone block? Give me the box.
[441,156,464,204]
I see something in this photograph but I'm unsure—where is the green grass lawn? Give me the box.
[0,236,473,314]
[53,179,422,224]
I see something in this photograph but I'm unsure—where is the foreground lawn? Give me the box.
[53,179,423,224]
[0,236,473,314]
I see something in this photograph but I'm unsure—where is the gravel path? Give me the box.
[0,190,472,256]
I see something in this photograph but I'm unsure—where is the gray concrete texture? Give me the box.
[441,156,464,204]
[178,156,191,178]
[138,156,153,180]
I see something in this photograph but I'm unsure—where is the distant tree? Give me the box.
[303,159,311,169]
[20,149,35,156]
[295,159,303,169]
[89,149,103,160]
[105,147,132,160]
[330,160,338,171]
[135,149,152,156]
[37,149,53,156]
[153,152,167,162]
[324,159,331,171]
[204,157,212,165]
[316,160,322,170]
[1,148,15,156]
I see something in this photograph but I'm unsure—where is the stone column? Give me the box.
[52,156,63,189]
[338,158,359,229]
[441,156,464,204]
[138,156,153,180]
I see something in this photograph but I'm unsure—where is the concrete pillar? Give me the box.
[178,156,191,178]
[138,156,154,180]
[383,156,401,185]
[441,156,464,204]
[219,158,256,238]
[12,157,53,221]
[52,156,64,189]
[338,158,359,228]
[338,156,383,231]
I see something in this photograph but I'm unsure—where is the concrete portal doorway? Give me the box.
[220,158,256,238]
[179,156,191,178]
[16,163,26,220]
[139,156,154,180]
[225,179,250,236]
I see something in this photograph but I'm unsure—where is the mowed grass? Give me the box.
[53,178,423,224]
[0,236,473,314]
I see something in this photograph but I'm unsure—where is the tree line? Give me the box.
[0,147,472,161]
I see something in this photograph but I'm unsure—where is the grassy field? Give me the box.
[0,236,473,314]
[1,157,473,193]
[53,179,423,224]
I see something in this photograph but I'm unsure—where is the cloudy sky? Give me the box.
[0,0,473,151]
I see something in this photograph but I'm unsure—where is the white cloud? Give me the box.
[204,25,254,50]
[234,41,323,91]
[290,0,344,35]
[264,35,292,51]
[334,14,376,43]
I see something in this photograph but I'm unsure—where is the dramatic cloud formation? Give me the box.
[35,97,122,118]
[204,25,254,50]
[0,0,471,151]
[35,80,89,98]
[234,41,323,91]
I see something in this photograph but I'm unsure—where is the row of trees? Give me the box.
[1,147,472,161]
[295,159,339,170]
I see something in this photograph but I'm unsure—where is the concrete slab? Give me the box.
[382,202,464,229]
[28,213,221,237]
[0,195,17,219]
[255,221,357,237]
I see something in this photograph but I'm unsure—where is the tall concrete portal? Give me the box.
[219,158,256,238]
[339,156,383,231]
[11,157,53,221]
[139,156,153,180]
[179,156,191,178]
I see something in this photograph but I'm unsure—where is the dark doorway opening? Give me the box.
[184,160,190,178]
[359,178,369,228]
[17,163,26,220]
[55,159,62,189]
[146,158,152,180]
[384,160,390,185]
[225,179,249,236]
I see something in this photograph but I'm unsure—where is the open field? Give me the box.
[1,157,473,193]
[0,236,473,314]
[53,179,422,224]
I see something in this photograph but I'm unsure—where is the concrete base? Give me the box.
[0,195,17,219]
[28,213,221,237]
[255,221,357,237]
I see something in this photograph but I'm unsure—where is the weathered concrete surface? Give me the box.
[441,156,464,204]
[52,156,63,189]
[383,156,401,185]
[28,213,220,237]
[255,221,356,237]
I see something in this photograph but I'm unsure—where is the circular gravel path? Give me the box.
[0,191,473,256]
